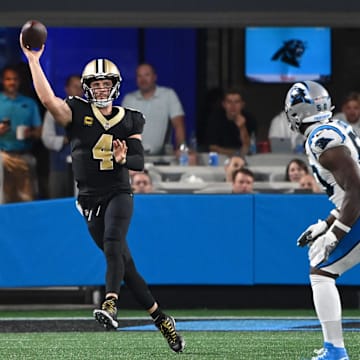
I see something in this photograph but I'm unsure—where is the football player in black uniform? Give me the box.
[20,37,185,353]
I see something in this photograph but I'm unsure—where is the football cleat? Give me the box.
[93,298,118,330]
[310,342,349,360]
[155,315,185,353]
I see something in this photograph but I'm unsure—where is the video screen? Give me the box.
[245,27,331,83]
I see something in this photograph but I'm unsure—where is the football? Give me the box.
[21,20,47,50]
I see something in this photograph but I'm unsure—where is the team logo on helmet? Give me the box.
[288,84,312,107]
[285,81,333,132]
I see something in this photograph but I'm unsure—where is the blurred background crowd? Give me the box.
[1,1,360,202]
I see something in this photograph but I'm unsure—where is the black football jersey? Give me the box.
[65,96,145,196]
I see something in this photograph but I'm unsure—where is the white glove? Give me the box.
[308,231,338,267]
[297,220,328,247]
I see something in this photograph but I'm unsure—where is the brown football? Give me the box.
[21,20,47,50]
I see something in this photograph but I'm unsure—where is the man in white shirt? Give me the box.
[122,63,186,155]
[268,110,305,152]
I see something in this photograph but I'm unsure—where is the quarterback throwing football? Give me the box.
[20,33,184,353]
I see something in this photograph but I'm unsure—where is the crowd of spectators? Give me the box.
[3,61,358,202]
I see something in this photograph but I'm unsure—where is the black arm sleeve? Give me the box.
[125,138,144,171]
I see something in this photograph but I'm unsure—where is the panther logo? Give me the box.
[289,84,312,106]
[315,137,333,150]
[271,39,306,68]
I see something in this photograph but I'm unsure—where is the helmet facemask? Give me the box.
[81,59,122,108]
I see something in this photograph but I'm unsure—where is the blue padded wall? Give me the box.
[1,194,359,288]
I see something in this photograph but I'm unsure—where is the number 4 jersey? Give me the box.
[65,96,145,196]
[305,118,360,208]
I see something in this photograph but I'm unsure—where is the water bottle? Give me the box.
[179,143,189,166]
[208,152,219,166]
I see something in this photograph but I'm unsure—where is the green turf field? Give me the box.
[0,309,358,359]
[1,330,359,359]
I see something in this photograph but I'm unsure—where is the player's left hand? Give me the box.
[308,231,339,267]
[297,220,328,247]
[113,139,127,163]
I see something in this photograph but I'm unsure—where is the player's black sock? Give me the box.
[150,307,166,323]
[104,295,118,306]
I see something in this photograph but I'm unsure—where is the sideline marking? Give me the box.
[119,318,360,332]
[0,317,359,332]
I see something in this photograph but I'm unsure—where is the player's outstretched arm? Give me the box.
[19,34,72,127]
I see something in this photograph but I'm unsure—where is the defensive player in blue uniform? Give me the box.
[285,80,360,360]
[20,36,185,353]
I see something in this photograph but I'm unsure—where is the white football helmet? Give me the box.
[285,80,333,132]
[81,58,122,108]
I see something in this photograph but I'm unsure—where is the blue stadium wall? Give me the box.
[1,194,359,289]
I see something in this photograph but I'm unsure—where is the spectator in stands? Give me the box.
[41,75,83,198]
[131,171,154,194]
[285,158,309,182]
[16,61,48,200]
[224,154,246,182]
[268,110,305,152]
[299,173,322,193]
[232,168,255,194]
[0,65,42,203]
[333,92,360,135]
[206,87,256,157]
[122,63,186,156]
